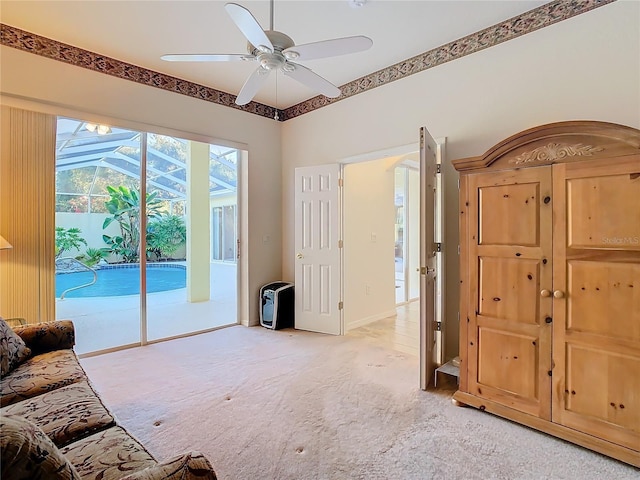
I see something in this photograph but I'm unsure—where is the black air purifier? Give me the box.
[260,282,294,330]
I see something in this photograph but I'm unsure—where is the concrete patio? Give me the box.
[57,262,237,355]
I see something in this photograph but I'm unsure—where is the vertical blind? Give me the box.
[0,106,56,324]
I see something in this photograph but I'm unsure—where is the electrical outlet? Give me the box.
[365,285,371,295]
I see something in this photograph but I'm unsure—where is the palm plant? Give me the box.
[102,185,163,263]
[55,227,87,259]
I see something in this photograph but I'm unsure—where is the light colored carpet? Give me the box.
[80,325,638,479]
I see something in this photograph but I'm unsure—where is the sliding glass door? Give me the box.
[54,117,238,354]
[55,119,143,354]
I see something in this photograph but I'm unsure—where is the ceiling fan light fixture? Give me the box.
[283,50,299,60]
[258,52,285,70]
[348,0,368,8]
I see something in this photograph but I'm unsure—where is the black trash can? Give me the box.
[260,282,294,330]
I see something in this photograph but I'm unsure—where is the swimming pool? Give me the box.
[56,264,186,298]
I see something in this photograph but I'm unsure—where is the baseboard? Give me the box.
[345,309,397,331]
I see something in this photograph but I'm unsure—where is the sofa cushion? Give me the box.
[13,320,76,355]
[0,349,86,407]
[120,452,218,480]
[0,317,32,377]
[0,414,81,480]
[1,380,115,447]
[61,426,157,480]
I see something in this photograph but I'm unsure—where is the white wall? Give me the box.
[282,2,640,359]
[0,46,282,327]
[343,158,396,329]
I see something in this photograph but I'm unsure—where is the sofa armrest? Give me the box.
[120,452,217,480]
[12,320,75,355]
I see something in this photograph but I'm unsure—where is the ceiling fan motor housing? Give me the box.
[248,30,297,70]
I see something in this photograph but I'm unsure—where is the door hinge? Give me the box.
[436,164,441,174]
[436,243,442,252]
[458,178,460,190]
[338,240,343,248]
[435,321,442,331]
[237,238,240,259]
[338,178,344,187]
[457,245,461,255]
[338,301,343,310]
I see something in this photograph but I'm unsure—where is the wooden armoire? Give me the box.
[452,121,640,467]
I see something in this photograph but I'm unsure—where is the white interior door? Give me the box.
[294,164,342,335]
[420,127,439,389]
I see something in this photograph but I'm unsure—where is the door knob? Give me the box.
[296,253,303,259]
[540,289,551,298]
[553,290,565,298]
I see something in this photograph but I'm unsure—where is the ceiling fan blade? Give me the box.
[283,63,341,98]
[225,3,273,53]
[161,54,254,62]
[235,66,271,106]
[283,36,373,61]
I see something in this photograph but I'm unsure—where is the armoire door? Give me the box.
[466,166,553,419]
[552,155,640,451]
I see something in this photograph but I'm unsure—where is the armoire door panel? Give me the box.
[568,260,640,341]
[552,156,640,453]
[468,167,553,420]
[566,345,640,433]
[479,257,541,324]
[561,344,640,451]
[478,327,539,399]
[567,172,640,250]
[478,183,540,246]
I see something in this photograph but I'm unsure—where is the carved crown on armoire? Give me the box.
[452,121,640,467]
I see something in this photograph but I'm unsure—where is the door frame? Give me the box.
[340,136,447,389]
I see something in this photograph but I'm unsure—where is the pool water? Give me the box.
[56,266,186,298]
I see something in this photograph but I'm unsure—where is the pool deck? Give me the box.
[57,262,237,355]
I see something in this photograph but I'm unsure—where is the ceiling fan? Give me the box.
[161,1,373,106]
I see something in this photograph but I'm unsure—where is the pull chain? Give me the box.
[274,73,279,121]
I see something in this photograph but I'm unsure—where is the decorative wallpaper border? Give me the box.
[0,24,279,120]
[0,0,615,122]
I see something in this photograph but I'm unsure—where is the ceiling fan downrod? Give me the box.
[269,0,274,31]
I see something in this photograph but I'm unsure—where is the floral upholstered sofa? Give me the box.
[0,317,217,480]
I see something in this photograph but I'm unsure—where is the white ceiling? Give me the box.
[1,0,548,109]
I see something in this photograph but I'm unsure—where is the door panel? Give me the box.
[552,156,640,451]
[478,328,540,399]
[468,166,552,419]
[294,164,342,335]
[479,257,541,324]
[567,172,640,249]
[566,345,640,434]
[419,127,437,390]
[478,183,540,246]
[568,261,640,340]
